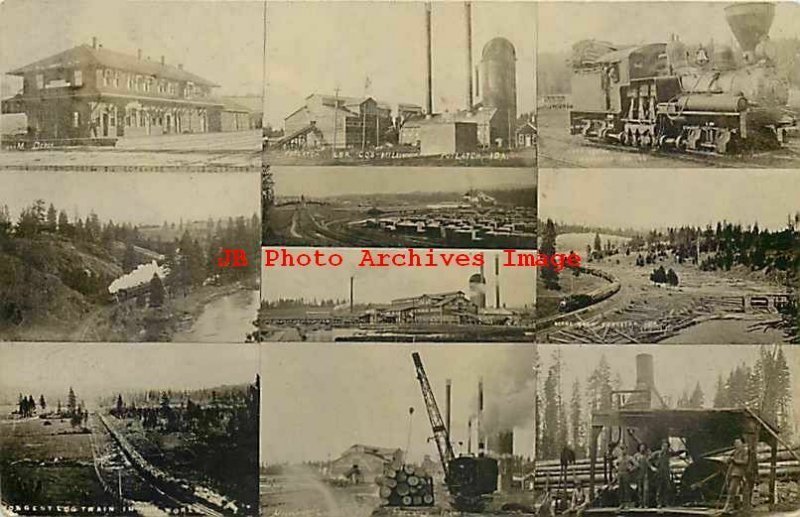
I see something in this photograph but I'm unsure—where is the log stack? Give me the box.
[376,463,435,507]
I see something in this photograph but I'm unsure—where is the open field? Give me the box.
[0,408,117,510]
[535,233,792,344]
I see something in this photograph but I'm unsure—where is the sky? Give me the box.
[0,171,259,226]
[539,168,800,231]
[0,343,259,407]
[261,248,537,309]
[0,0,266,97]
[271,166,536,198]
[264,1,536,127]
[260,343,800,465]
[537,1,800,54]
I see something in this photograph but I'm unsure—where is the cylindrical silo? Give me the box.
[479,37,517,148]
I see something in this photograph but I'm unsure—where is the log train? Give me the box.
[570,2,796,154]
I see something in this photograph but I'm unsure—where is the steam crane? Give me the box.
[411,352,498,512]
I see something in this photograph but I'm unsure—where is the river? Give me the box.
[173,289,260,343]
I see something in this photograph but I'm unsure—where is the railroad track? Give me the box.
[539,133,791,168]
[96,414,229,517]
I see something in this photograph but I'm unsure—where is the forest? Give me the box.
[533,347,794,461]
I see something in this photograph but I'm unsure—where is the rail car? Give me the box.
[570,3,796,155]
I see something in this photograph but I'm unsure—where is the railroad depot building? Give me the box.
[3,39,255,140]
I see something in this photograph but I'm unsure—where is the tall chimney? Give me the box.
[425,2,433,116]
[350,275,354,313]
[160,55,165,66]
[137,49,142,60]
[92,37,98,50]
[478,378,484,412]
[625,353,655,409]
[445,379,452,435]
[495,254,501,308]
[465,2,474,110]
[467,419,472,454]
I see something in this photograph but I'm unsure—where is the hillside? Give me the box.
[0,233,122,340]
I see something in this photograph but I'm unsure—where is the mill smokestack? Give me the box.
[495,254,501,308]
[465,2,474,109]
[425,2,433,116]
[350,276,354,313]
[445,379,452,435]
[92,37,98,49]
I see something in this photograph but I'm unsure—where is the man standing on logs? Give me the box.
[615,444,634,509]
[722,438,749,513]
[633,443,653,507]
[650,440,676,508]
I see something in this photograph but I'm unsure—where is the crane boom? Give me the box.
[412,352,455,478]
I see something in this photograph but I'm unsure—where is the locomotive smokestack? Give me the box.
[465,2,474,109]
[425,2,434,116]
[724,2,775,55]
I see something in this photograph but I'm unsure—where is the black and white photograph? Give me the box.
[260,343,800,516]
[263,1,535,167]
[261,166,536,249]
[0,342,260,516]
[535,168,800,345]
[258,248,537,342]
[537,1,800,168]
[0,0,264,170]
[0,171,261,343]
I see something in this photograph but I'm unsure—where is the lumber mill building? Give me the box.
[580,353,799,515]
[277,93,423,150]
[2,38,256,141]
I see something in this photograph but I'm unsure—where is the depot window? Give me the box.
[73,70,83,87]
[72,111,80,128]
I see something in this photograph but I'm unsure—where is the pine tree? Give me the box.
[541,219,560,290]
[149,273,166,308]
[116,394,124,415]
[593,233,602,255]
[67,387,77,415]
[689,382,704,408]
[586,355,613,411]
[39,394,46,411]
[713,374,728,408]
[46,203,57,232]
[122,243,137,273]
[57,210,69,234]
[570,379,584,457]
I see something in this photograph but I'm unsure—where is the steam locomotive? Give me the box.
[569,3,796,154]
